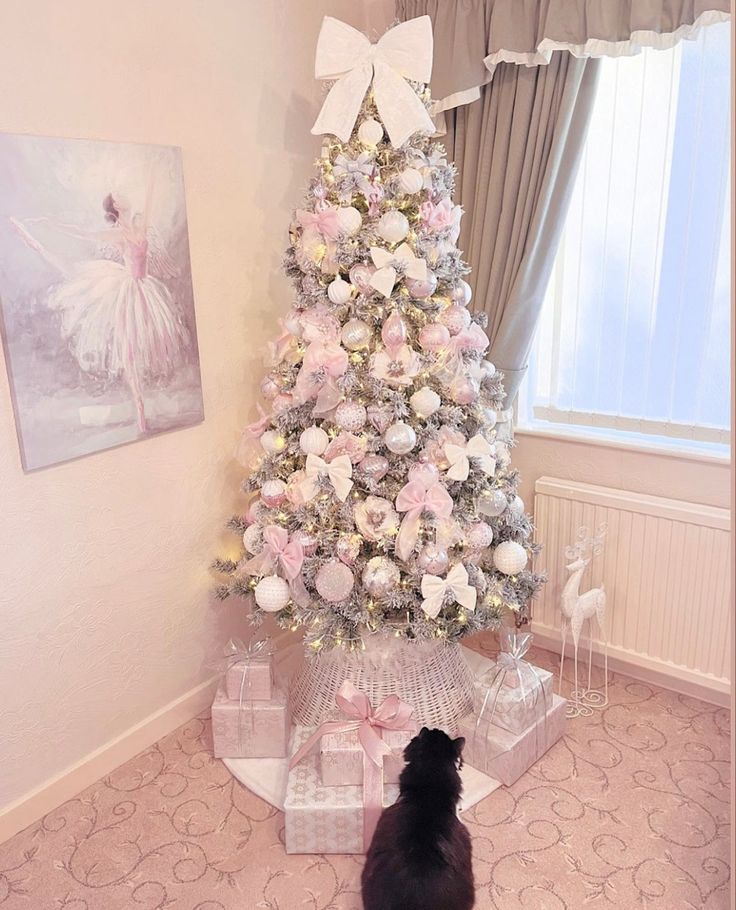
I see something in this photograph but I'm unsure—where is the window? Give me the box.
[518,21,731,454]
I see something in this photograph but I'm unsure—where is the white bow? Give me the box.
[445,435,496,482]
[369,244,427,298]
[300,453,354,502]
[420,563,477,619]
[311,16,436,148]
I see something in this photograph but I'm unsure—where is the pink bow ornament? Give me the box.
[244,525,310,606]
[445,435,496,482]
[294,341,348,402]
[369,244,427,298]
[300,452,354,502]
[394,479,453,561]
[420,562,477,619]
[296,205,341,241]
[289,680,415,850]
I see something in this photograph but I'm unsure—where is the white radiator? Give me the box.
[531,477,732,703]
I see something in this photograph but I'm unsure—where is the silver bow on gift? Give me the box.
[311,16,436,148]
[219,637,274,749]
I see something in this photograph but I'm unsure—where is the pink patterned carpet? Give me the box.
[0,643,731,909]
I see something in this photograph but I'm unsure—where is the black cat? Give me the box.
[361,727,475,910]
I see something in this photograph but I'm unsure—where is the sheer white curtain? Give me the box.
[519,20,731,448]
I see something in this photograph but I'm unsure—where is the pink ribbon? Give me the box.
[244,525,304,580]
[294,341,349,403]
[394,479,453,561]
[296,206,340,241]
[289,680,415,850]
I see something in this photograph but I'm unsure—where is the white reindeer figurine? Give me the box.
[559,524,608,714]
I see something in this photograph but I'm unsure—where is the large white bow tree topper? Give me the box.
[214,16,544,652]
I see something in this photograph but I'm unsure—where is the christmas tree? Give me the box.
[214,16,543,653]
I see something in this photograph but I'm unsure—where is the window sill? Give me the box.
[514,423,732,466]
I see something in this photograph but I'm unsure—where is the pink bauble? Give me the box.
[367,404,393,433]
[261,479,287,507]
[293,528,319,556]
[439,305,472,336]
[362,556,400,596]
[384,422,416,455]
[271,392,294,413]
[260,430,286,454]
[335,400,367,432]
[419,323,451,351]
[381,311,407,351]
[466,522,494,550]
[260,375,280,400]
[450,375,479,405]
[408,461,440,487]
[315,559,355,602]
[450,280,473,306]
[246,499,268,524]
[349,263,376,294]
[417,544,449,574]
[405,271,438,299]
[359,454,389,481]
[336,533,361,565]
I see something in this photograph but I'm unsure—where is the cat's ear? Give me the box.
[453,736,465,759]
[419,726,430,737]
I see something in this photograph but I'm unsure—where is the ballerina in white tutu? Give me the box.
[10,170,189,434]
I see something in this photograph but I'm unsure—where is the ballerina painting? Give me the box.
[0,133,203,470]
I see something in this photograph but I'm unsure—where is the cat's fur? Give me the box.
[361,727,475,910]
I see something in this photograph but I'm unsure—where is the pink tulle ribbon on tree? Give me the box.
[296,206,341,241]
[394,479,453,561]
[244,525,309,605]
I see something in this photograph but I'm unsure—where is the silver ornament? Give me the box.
[362,556,400,596]
[316,559,355,602]
[336,533,361,565]
[384,422,416,455]
[341,318,372,351]
[416,544,449,574]
[359,454,389,481]
[478,489,507,518]
[335,400,367,431]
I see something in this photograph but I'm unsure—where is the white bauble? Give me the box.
[315,559,355,602]
[261,479,287,507]
[358,118,384,146]
[242,524,264,555]
[509,495,525,516]
[384,422,416,454]
[327,276,353,304]
[410,386,441,418]
[336,206,362,236]
[284,309,303,336]
[450,279,473,306]
[254,575,290,612]
[478,489,507,518]
[492,540,528,575]
[377,211,409,244]
[398,167,424,194]
[300,424,329,455]
[335,400,367,431]
[341,318,372,350]
[481,360,496,378]
[260,430,286,454]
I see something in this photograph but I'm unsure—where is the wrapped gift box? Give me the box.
[320,724,417,787]
[462,646,554,735]
[458,692,567,787]
[224,656,273,702]
[211,683,289,759]
[285,727,400,854]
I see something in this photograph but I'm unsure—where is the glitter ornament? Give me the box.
[451,279,473,306]
[336,534,361,565]
[341,318,372,350]
[316,559,355,602]
[367,404,393,433]
[377,211,409,244]
[449,375,479,405]
[358,118,384,146]
[359,454,389,481]
[439,305,472,335]
[336,206,362,236]
[478,489,507,518]
[493,540,528,575]
[417,544,449,574]
[384,422,417,454]
[300,424,329,455]
[293,529,318,556]
[381,311,407,350]
[405,271,438,299]
[349,264,375,294]
[261,479,287,507]
[466,522,494,550]
[260,430,286,454]
[410,386,441,418]
[255,575,290,612]
[419,323,451,351]
[509,495,525,516]
[335,400,367,431]
[260,376,280,400]
[327,276,353,304]
[362,556,401,596]
[242,524,264,555]
[397,167,424,194]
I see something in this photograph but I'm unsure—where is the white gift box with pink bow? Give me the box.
[320,723,418,786]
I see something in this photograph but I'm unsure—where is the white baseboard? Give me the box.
[531,621,731,708]
[0,675,219,846]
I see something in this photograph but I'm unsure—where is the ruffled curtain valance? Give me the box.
[397,0,731,112]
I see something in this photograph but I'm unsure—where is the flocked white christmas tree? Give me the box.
[214,16,543,653]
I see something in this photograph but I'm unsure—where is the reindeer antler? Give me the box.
[564,523,607,561]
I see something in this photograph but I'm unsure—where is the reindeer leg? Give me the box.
[559,619,567,696]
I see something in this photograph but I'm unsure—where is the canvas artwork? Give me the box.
[0,133,204,471]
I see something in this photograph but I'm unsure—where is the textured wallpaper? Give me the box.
[0,0,366,813]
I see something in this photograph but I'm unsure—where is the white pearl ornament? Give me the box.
[492,540,528,575]
[299,425,329,455]
[358,118,384,146]
[315,559,355,602]
[254,575,290,612]
[327,277,353,304]
[410,386,441,418]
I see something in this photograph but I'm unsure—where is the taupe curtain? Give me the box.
[397,0,730,403]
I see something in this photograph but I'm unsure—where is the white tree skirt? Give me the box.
[224,724,501,813]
